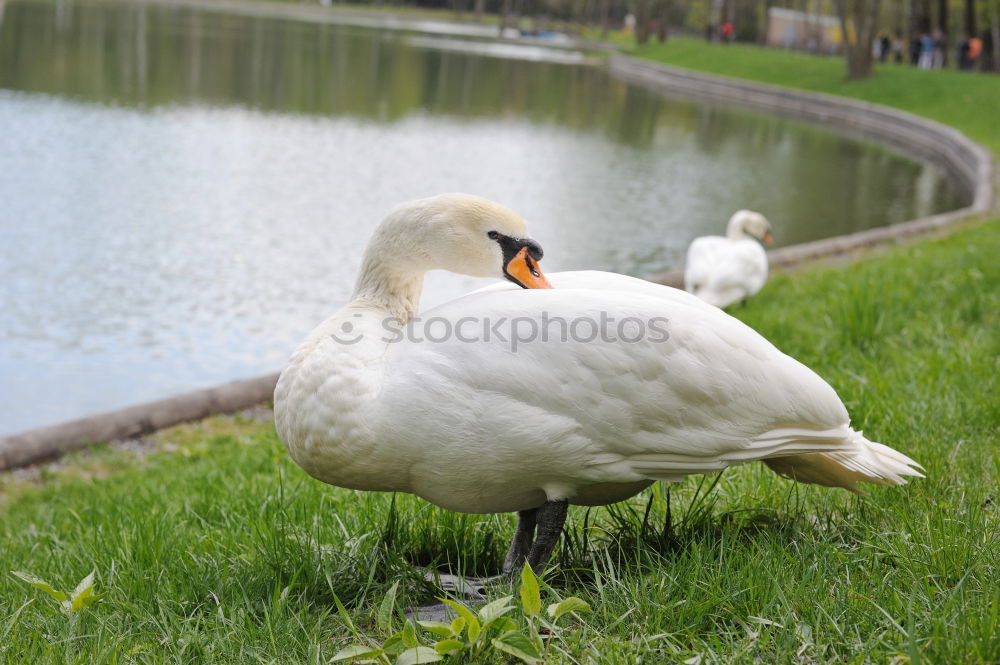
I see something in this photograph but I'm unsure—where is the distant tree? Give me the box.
[499,0,512,36]
[938,0,949,65]
[633,0,653,43]
[655,0,672,41]
[964,0,978,36]
[992,0,1000,71]
[833,0,882,79]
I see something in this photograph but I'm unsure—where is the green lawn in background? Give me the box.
[629,36,1000,156]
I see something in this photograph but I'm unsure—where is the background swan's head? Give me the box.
[372,193,551,288]
[728,210,773,246]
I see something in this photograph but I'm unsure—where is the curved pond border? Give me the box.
[1,52,994,471]
[606,54,995,287]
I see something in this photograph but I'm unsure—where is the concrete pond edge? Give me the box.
[608,54,995,287]
[2,54,994,471]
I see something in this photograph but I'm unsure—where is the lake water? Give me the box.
[0,0,968,434]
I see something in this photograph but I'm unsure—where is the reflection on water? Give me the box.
[0,0,968,433]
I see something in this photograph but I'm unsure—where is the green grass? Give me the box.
[2,221,998,664]
[628,36,1000,156]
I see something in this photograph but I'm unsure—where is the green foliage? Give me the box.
[11,570,103,616]
[331,564,590,664]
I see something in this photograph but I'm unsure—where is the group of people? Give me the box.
[874,30,984,71]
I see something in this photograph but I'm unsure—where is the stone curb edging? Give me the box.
[607,54,993,213]
[610,55,995,289]
[0,374,279,470]
[2,54,994,472]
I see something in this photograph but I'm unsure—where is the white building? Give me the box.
[766,7,843,54]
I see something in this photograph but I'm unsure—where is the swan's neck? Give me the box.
[351,254,425,322]
[725,219,749,240]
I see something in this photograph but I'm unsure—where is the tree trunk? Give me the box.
[655,0,670,41]
[834,0,883,79]
[991,0,1000,71]
[938,0,949,65]
[474,0,485,22]
[711,0,724,39]
[964,0,978,36]
[760,0,770,45]
[499,0,512,37]
[634,0,653,44]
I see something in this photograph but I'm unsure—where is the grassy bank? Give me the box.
[2,221,998,664]
[629,37,1000,156]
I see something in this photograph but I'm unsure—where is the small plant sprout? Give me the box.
[11,570,103,616]
[329,563,590,665]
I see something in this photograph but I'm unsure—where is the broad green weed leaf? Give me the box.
[491,630,541,665]
[394,646,442,665]
[71,571,95,599]
[439,598,474,625]
[416,621,453,638]
[382,633,406,656]
[477,595,515,625]
[449,616,466,637]
[70,586,103,613]
[546,597,591,619]
[378,581,400,631]
[401,621,418,648]
[519,564,541,617]
[330,644,383,662]
[440,599,479,642]
[466,615,481,643]
[492,617,518,633]
[432,639,465,655]
[11,571,67,602]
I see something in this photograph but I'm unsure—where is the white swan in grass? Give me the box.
[685,210,773,308]
[274,194,921,575]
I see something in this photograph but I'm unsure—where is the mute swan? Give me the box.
[274,194,921,575]
[685,210,773,308]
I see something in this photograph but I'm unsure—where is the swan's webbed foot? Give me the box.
[420,570,504,602]
[405,500,568,621]
[405,571,506,622]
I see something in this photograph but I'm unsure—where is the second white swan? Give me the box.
[685,209,773,308]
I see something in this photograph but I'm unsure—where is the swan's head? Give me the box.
[376,193,552,289]
[728,210,773,246]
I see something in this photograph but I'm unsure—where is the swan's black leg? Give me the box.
[503,508,538,573]
[407,504,562,619]
[525,500,568,574]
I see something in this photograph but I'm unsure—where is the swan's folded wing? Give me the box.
[378,287,849,481]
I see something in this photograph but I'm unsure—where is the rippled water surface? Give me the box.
[0,0,968,433]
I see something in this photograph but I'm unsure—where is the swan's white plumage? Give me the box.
[685,210,771,308]
[275,197,921,517]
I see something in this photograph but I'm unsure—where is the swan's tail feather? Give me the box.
[621,426,922,492]
[762,429,923,493]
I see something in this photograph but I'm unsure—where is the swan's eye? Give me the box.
[487,231,500,240]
